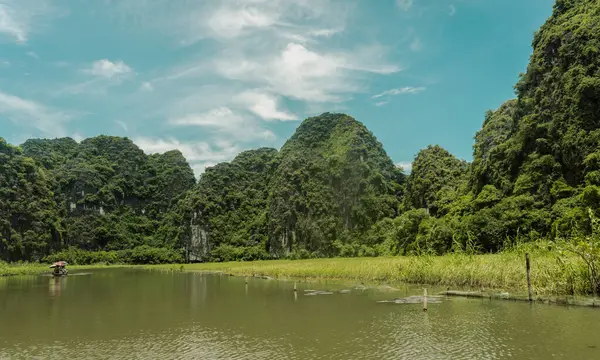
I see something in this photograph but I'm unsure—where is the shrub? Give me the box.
[42,246,183,265]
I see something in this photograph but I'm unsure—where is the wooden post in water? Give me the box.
[294,282,297,292]
[423,288,428,311]
[526,253,533,302]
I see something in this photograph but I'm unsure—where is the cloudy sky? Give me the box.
[0,0,553,176]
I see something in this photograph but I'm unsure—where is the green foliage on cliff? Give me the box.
[267,113,404,257]
[166,114,405,262]
[177,148,278,262]
[1,136,195,262]
[0,139,62,261]
[404,145,468,216]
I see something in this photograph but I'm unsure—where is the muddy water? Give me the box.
[1,268,599,359]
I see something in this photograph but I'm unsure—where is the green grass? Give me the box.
[0,262,127,276]
[146,249,590,296]
[3,243,593,297]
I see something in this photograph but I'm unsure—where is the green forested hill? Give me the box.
[266,113,403,258]
[1,136,195,261]
[2,0,600,264]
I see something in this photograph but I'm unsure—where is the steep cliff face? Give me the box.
[180,148,278,261]
[472,0,600,202]
[0,138,61,261]
[470,100,519,195]
[20,136,195,251]
[267,113,404,257]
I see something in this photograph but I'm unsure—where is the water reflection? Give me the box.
[49,276,67,297]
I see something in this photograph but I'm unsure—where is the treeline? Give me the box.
[2,0,600,265]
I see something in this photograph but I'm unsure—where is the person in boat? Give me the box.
[50,261,68,276]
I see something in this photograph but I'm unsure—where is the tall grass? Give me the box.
[0,261,48,276]
[148,246,591,296]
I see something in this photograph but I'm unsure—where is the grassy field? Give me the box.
[3,243,592,297]
[147,250,590,296]
[0,262,126,276]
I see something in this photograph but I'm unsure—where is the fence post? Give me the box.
[526,253,533,302]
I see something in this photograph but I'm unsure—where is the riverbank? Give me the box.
[0,262,126,276]
[146,251,590,297]
[3,246,592,297]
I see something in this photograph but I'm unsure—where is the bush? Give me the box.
[43,248,118,265]
[128,245,184,264]
[210,244,270,262]
[286,248,316,260]
[42,246,184,265]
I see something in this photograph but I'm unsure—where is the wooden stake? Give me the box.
[423,288,428,311]
[294,282,297,292]
[526,253,533,302]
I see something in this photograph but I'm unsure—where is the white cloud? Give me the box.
[169,106,275,142]
[104,0,348,46]
[207,6,277,39]
[449,5,457,16]
[26,51,39,59]
[134,136,244,177]
[308,27,343,38]
[0,59,9,66]
[234,90,297,121]
[396,0,414,11]
[375,101,389,107]
[54,59,134,96]
[396,161,413,173]
[0,90,70,137]
[170,106,244,128]
[0,3,27,43]
[113,0,398,105]
[216,42,399,103]
[84,59,133,79]
[0,1,64,44]
[372,86,426,99]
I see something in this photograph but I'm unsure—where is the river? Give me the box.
[0,268,599,359]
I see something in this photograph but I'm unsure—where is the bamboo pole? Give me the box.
[423,288,428,311]
[526,253,533,302]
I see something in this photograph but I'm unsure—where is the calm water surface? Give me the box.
[1,268,599,359]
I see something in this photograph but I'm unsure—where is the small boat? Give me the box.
[49,261,68,277]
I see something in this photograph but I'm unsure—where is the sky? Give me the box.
[0,0,555,176]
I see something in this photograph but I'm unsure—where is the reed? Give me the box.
[147,249,590,296]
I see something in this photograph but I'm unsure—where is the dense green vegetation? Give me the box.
[2,0,600,293]
[1,136,195,263]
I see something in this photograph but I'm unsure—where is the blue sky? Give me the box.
[0,0,554,175]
